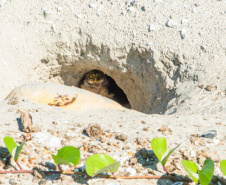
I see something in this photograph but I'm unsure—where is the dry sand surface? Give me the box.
[0,0,226,184]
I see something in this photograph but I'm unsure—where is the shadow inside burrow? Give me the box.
[16,118,22,132]
[78,70,131,108]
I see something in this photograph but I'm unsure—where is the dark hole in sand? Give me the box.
[79,70,130,108]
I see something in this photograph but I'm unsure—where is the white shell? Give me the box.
[89,3,97,8]
[166,19,178,27]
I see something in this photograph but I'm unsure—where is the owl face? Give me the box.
[85,70,106,85]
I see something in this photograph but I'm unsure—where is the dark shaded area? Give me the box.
[16,118,22,132]
[79,70,130,108]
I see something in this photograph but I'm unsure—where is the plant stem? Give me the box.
[58,165,62,172]
[0,170,192,182]
[112,172,117,179]
[15,161,23,170]
[163,165,169,175]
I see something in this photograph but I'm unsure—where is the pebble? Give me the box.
[86,123,104,138]
[141,6,146,11]
[201,130,217,138]
[180,29,186,39]
[166,19,178,27]
[149,24,157,31]
[116,134,128,141]
[146,42,152,46]
[89,3,97,8]
[43,9,52,18]
[205,85,216,91]
[75,14,82,18]
[38,180,52,185]
[9,178,17,185]
[181,19,189,24]
[128,7,135,12]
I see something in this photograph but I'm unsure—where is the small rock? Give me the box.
[166,19,178,27]
[89,3,97,8]
[19,110,33,133]
[199,84,204,89]
[149,24,157,31]
[45,162,56,170]
[205,85,216,91]
[86,124,104,138]
[141,6,146,11]
[129,157,137,165]
[201,130,217,139]
[39,180,52,185]
[128,7,135,12]
[43,9,51,18]
[9,178,17,185]
[180,29,186,39]
[116,134,128,141]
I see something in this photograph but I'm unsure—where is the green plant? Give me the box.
[182,159,214,185]
[3,136,25,170]
[220,160,226,176]
[86,154,120,177]
[151,137,180,174]
[52,146,80,171]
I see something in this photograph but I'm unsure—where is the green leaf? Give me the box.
[199,159,214,185]
[15,140,25,161]
[182,160,199,183]
[51,146,80,166]
[162,143,181,165]
[3,136,25,161]
[86,154,120,177]
[220,160,226,176]
[151,137,167,165]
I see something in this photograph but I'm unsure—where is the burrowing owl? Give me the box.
[80,70,114,99]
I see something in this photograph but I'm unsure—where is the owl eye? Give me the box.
[89,75,93,79]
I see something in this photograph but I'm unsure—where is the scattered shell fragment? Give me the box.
[89,3,97,8]
[166,19,178,27]
[76,14,82,18]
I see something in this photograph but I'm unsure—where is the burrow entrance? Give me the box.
[39,42,182,114]
[79,70,130,108]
